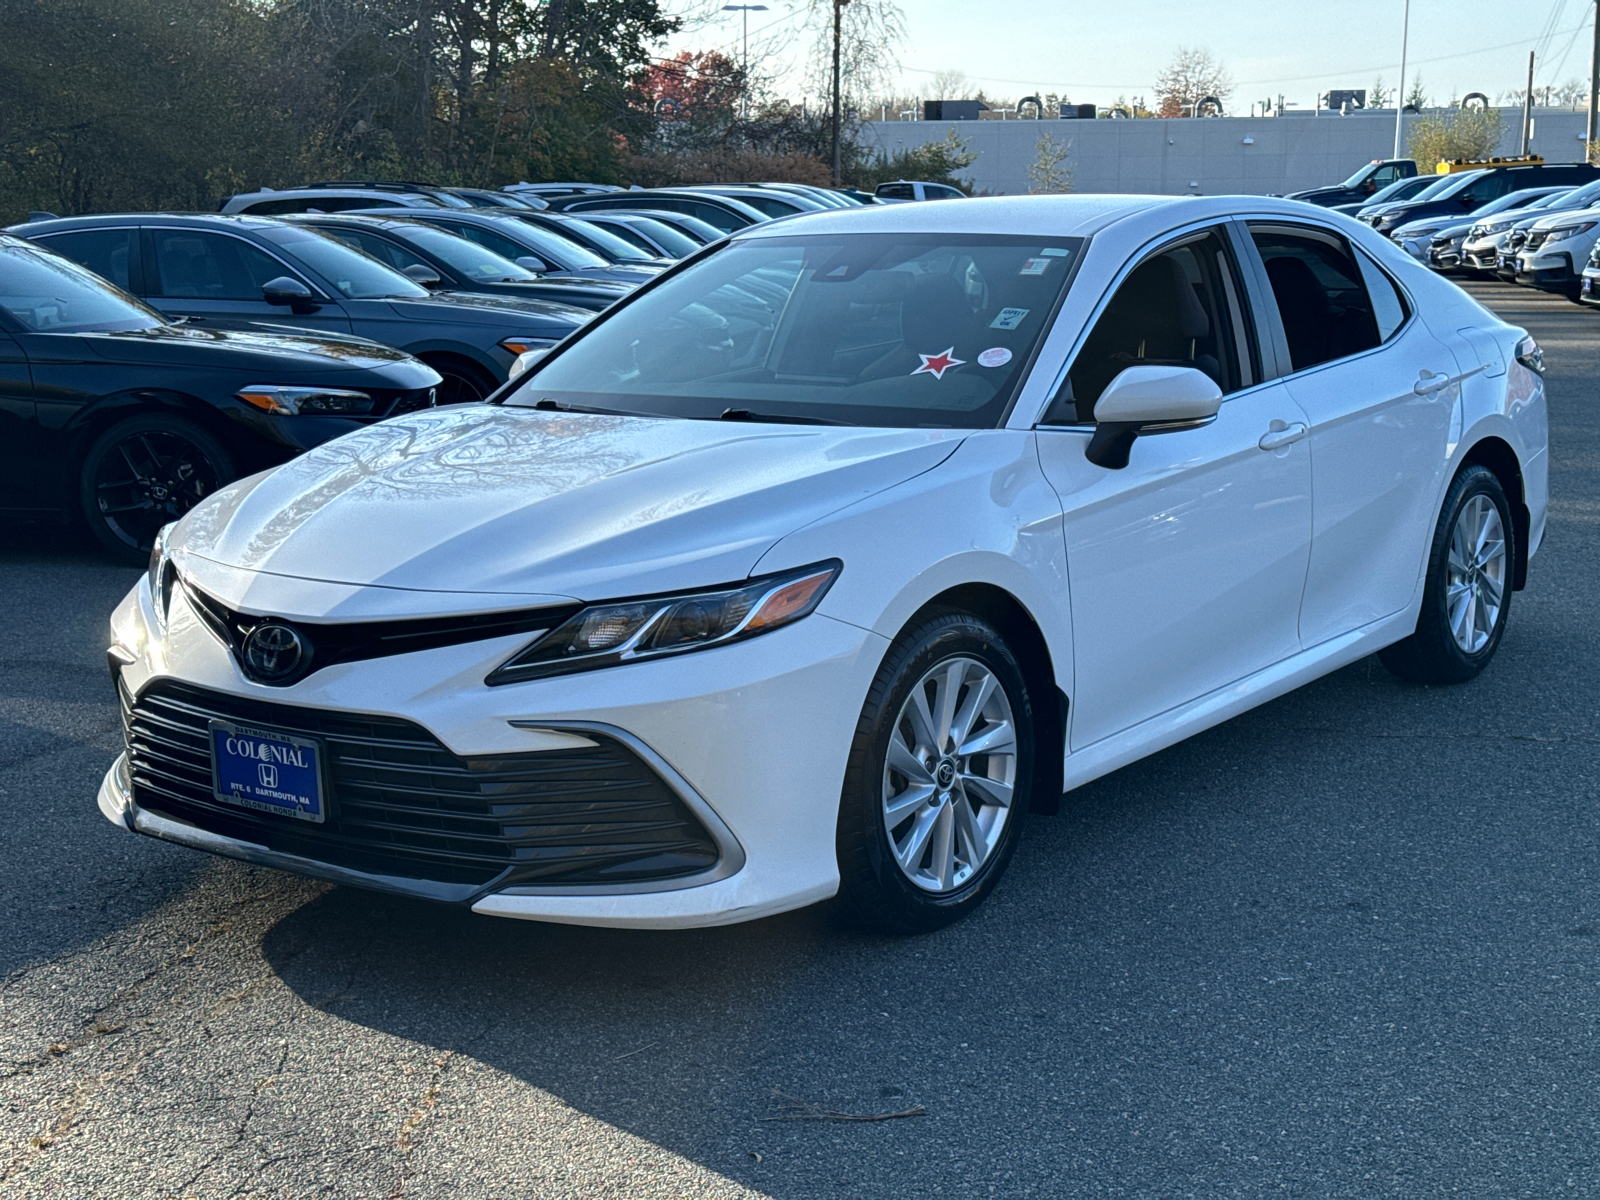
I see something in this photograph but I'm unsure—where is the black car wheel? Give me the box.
[425,358,498,405]
[79,414,235,562]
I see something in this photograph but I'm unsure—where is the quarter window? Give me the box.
[1354,250,1409,342]
[1249,226,1382,373]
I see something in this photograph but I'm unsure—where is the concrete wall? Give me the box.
[858,108,1592,197]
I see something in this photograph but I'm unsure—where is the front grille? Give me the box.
[367,386,436,419]
[182,577,579,686]
[1525,231,1551,251]
[1507,230,1528,251]
[121,677,720,894]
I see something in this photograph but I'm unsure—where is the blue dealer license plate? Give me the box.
[210,720,325,823]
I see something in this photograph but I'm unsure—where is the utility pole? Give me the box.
[1393,0,1411,159]
[1522,50,1535,155]
[721,5,768,122]
[1589,0,1600,157]
[832,0,849,186]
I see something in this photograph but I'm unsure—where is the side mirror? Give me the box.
[1085,366,1223,470]
[402,263,443,287]
[262,276,320,314]
[515,255,548,273]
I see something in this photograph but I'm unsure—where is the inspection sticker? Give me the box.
[989,307,1030,330]
[911,347,965,379]
[977,347,1013,368]
[1019,258,1051,276]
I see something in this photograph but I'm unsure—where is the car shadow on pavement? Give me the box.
[252,659,1494,1198]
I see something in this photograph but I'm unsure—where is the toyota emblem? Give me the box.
[243,622,307,683]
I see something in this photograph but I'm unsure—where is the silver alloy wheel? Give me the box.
[881,656,1018,893]
[1446,493,1507,654]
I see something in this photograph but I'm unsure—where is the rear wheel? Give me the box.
[78,413,235,563]
[835,610,1033,933]
[1379,464,1513,684]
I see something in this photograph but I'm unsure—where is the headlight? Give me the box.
[147,521,177,625]
[486,561,841,685]
[1544,221,1597,243]
[236,385,375,415]
[499,336,560,356]
[1515,336,1544,375]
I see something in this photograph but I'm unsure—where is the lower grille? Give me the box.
[369,386,436,418]
[121,678,720,895]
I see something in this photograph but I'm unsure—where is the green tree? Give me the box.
[1026,133,1071,193]
[1408,105,1504,168]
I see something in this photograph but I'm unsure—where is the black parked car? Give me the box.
[283,213,634,311]
[0,234,439,559]
[366,208,663,285]
[545,189,770,233]
[503,211,672,268]
[1370,162,1600,235]
[1286,158,1419,208]
[12,213,592,404]
[577,212,705,259]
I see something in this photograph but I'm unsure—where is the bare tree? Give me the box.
[1153,47,1231,118]
[803,0,905,108]
[928,67,971,99]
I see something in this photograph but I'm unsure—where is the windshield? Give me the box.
[508,232,1082,429]
[543,216,658,262]
[1471,190,1559,219]
[1341,163,1385,188]
[502,222,609,269]
[622,217,700,258]
[267,227,429,299]
[1366,177,1428,205]
[402,224,537,281]
[0,240,163,333]
[1405,173,1475,203]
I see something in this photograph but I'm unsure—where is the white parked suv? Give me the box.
[1514,205,1600,297]
[103,195,1547,934]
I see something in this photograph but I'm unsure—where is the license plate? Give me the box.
[1499,255,1511,267]
[1585,278,1593,296]
[210,720,325,822]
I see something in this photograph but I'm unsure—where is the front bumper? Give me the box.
[1514,251,1580,291]
[104,574,889,928]
[1579,270,1600,305]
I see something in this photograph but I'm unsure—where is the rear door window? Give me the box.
[1248,225,1382,373]
[33,229,135,292]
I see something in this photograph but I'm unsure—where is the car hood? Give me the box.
[383,291,593,328]
[78,322,423,374]
[1286,186,1353,202]
[1528,205,1600,230]
[175,406,966,599]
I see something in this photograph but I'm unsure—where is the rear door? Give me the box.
[141,227,352,334]
[1242,221,1462,646]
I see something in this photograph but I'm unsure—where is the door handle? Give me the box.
[1414,369,1452,395]
[1258,421,1307,451]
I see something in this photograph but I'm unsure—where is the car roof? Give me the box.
[8,212,291,236]
[727,193,1357,242]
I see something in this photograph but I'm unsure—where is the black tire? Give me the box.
[78,413,236,563]
[424,357,497,405]
[835,609,1034,934]
[1379,464,1514,685]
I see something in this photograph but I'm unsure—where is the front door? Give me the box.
[1034,227,1314,750]
[0,330,36,507]
[140,228,351,335]
[1245,223,1461,647]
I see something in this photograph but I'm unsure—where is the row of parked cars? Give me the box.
[2,179,946,559]
[1322,158,1600,302]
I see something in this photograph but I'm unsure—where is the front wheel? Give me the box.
[1379,464,1513,684]
[78,413,236,563]
[835,610,1034,933]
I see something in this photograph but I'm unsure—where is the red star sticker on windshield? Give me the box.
[911,347,965,379]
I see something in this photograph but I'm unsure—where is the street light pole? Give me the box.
[720,4,768,122]
[1588,0,1600,154]
[1393,0,1411,159]
[832,0,849,186]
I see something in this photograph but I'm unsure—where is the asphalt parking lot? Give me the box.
[2,280,1597,1200]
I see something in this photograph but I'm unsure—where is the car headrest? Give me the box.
[1110,254,1209,340]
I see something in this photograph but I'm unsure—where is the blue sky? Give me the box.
[670,0,1594,112]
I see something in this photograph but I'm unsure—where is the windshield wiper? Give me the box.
[529,398,651,418]
[718,408,846,426]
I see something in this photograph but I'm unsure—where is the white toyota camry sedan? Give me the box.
[101,195,1548,933]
